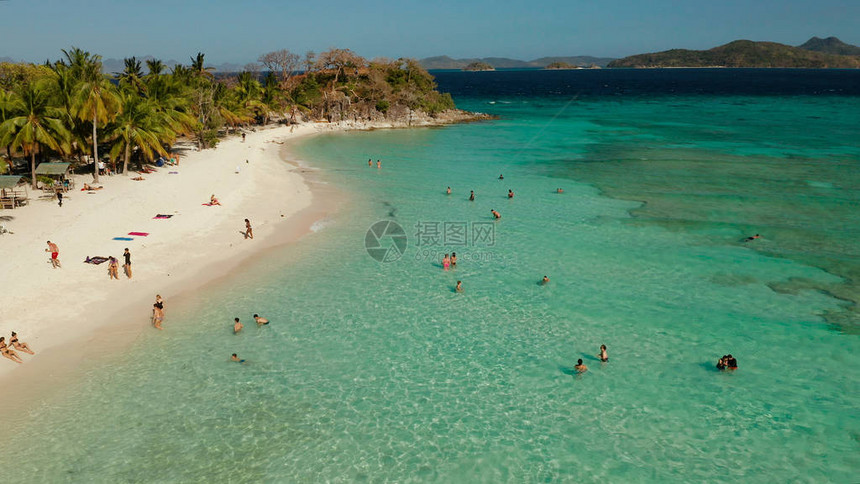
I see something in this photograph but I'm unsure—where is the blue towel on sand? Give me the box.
[113,237,133,241]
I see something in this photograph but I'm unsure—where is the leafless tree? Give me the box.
[258,49,300,87]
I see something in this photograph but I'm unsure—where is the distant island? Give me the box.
[545,62,578,70]
[462,62,495,72]
[420,55,615,70]
[608,37,860,68]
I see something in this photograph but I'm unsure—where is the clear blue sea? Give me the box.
[3,69,859,482]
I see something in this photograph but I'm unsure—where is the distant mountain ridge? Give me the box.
[419,55,615,70]
[798,36,860,56]
[608,38,860,68]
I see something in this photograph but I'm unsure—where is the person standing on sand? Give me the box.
[233,318,244,334]
[45,241,61,268]
[57,191,63,207]
[108,256,119,280]
[123,248,132,278]
[244,219,254,239]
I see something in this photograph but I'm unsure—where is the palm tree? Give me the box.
[106,91,169,175]
[0,89,19,160]
[63,48,121,183]
[190,52,214,79]
[117,57,146,94]
[0,81,70,188]
[145,58,165,77]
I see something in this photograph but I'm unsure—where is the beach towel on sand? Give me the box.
[113,237,133,241]
[84,256,109,265]
[153,214,174,219]
[128,232,149,236]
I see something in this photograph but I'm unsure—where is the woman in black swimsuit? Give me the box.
[0,337,24,363]
[10,332,34,355]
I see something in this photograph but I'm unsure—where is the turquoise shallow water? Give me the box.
[3,72,860,482]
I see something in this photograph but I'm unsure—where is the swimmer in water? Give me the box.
[557,188,564,194]
[446,186,451,195]
[254,314,269,325]
[508,189,514,198]
[743,234,761,242]
[574,358,587,373]
[456,280,463,293]
[716,356,727,370]
[231,353,246,363]
[499,174,504,180]
[599,344,608,362]
[469,190,475,201]
[726,354,738,369]
[377,160,381,169]
[233,317,243,334]
[451,252,457,267]
[368,158,372,167]
[541,275,550,285]
[491,209,501,219]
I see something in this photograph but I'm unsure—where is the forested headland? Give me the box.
[0,47,468,186]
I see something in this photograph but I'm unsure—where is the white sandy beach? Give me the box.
[0,124,328,382]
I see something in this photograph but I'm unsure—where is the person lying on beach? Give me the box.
[599,344,608,362]
[131,176,145,181]
[210,194,221,206]
[254,314,269,326]
[10,332,34,355]
[491,209,501,219]
[574,358,587,373]
[81,183,103,191]
[0,337,24,364]
[233,318,244,334]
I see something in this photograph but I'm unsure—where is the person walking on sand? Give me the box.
[123,248,132,278]
[244,219,254,239]
[57,191,63,207]
[151,304,164,329]
[599,344,608,362]
[108,256,119,280]
[10,332,34,355]
[233,318,244,334]
[45,241,61,268]
[0,337,24,364]
[254,314,269,326]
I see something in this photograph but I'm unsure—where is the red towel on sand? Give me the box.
[128,232,149,236]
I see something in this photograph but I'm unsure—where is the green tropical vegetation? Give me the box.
[545,62,578,69]
[0,47,457,183]
[462,62,495,71]
[608,40,860,68]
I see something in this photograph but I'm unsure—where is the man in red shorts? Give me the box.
[45,241,61,268]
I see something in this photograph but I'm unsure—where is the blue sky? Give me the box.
[1,0,858,64]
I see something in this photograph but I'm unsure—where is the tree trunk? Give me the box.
[30,148,37,189]
[92,113,100,183]
[123,141,130,176]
